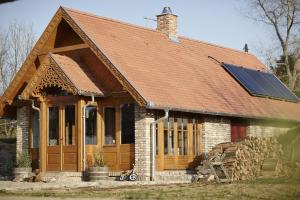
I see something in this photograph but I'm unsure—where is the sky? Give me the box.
[0,0,276,63]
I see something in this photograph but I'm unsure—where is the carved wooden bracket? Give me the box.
[21,56,78,99]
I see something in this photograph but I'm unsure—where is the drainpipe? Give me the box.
[82,95,95,172]
[150,109,169,181]
[31,99,40,117]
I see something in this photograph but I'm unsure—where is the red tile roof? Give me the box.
[50,53,103,96]
[63,8,300,121]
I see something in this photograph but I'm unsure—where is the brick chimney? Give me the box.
[156,7,178,39]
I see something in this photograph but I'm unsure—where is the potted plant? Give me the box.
[13,151,32,181]
[88,149,109,181]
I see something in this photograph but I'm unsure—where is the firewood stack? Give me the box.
[200,137,287,182]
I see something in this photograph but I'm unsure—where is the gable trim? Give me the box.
[21,55,78,99]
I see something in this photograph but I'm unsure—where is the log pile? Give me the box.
[197,137,287,182]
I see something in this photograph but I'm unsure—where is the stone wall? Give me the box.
[134,105,154,181]
[16,105,30,155]
[202,117,231,154]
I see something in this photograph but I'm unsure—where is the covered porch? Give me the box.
[19,53,135,174]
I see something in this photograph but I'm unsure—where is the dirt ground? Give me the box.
[0,178,299,200]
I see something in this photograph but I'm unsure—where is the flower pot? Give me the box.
[13,167,32,181]
[88,166,109,181]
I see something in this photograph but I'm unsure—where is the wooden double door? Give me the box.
[46,104,78,171]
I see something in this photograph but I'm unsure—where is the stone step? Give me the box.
[42,172,82,183]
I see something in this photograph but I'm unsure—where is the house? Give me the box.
[0,6,300,181]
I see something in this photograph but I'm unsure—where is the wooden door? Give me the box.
[46,104,77,171]
[47,106,61,171]
[62,105,77,171]
[231,121,247,142]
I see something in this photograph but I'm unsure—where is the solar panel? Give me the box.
[222,63,300,102]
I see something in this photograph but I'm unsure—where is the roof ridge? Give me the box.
[62,6,258,58]
[62,6,159,34]
[179,35,255,56]
[62,7,261,58]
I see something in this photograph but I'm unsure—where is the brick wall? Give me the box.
[247,121,290,138]
[202,117,231,154]
[134,105,154,181]
[157,13,177,38]
[16,105,30,156]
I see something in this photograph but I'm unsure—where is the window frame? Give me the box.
[85,105,98,145]
[103,106,116,146]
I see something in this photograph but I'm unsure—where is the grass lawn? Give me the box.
[0,178,300,200]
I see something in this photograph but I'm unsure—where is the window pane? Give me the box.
[169,129,174,155]
[183,131,188,155]
[169,117,174,155]
[178,130,183,155]
[86,106,97,145]
[193,119,198,156]
[105,107,116,144]
[65,105,76,145]
[48,107,59,146]
[155,124,158,155]
[121,104,135,144]
[32,110,39,148]
[164,129,168,155]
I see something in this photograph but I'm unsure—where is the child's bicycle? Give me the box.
[119,164,137,181]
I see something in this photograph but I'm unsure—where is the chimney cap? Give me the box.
[161,7,172,14]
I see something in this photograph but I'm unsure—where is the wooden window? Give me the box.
[177,118,183,155]
[169,117,175,155]
[121,104,135,144]
[104,107,116,144]
[178,118,188,155]
[31,110,39,148]
[85,106,97,145]
[64,105,76,145]
[163,117,174,155]
[48,106,59,146]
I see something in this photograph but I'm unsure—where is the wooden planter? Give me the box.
[88,166,109,181]
[13,167,32,181]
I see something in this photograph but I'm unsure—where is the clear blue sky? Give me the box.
[0,0,273,61]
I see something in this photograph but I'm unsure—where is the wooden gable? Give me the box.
[0,6,147,116]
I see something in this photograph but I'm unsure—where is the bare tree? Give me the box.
[246,0,300,91]
[0,21,35,94]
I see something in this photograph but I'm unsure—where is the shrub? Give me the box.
[16,151,31,168]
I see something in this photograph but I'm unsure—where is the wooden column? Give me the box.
[115,100,121,170]
[77,99,84,172]
[158,121,164,170]
[39,100,47,172]
[188,122,194,163]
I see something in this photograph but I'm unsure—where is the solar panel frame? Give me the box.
[222,63,300,102]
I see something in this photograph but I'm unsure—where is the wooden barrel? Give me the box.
[13,167,32,181]
[88,166,109,181]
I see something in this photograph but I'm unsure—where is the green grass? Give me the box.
[0,178,300,200]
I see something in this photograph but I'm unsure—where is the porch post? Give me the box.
[39,101,47,172]
[77,99,85,172]
[134,105,154,181]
